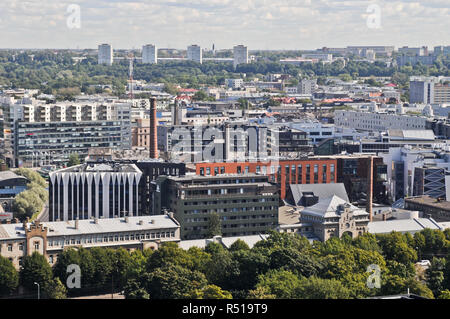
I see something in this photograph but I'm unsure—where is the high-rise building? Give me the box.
[410,77,437,104]
[98,44,113,65]
[142,44,157,64]
[187,45,202,64]
[233,45,248,68]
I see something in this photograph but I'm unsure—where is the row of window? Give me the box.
[47,230,176,247]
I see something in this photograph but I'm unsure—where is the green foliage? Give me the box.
[206,212,222,238]
[20,252,53,293]
[426,258,446,297]
[44,278,67,299]
[67,153,81,167]
[229,239,250,252]
[14,168,46,188]
[377,232,418,264]
[12,190,44,220]
[294,276,351,299]
[0,256,19,296]
[192,284,233,299]
[140,263,208,299]
[254,269,301,299]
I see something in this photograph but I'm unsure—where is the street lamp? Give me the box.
[34,282,40,299]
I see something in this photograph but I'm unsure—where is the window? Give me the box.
[34,241,40,250]
[7,244,12,252]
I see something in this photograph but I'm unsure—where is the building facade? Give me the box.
[142,44,157,64]
[153,174,279,240]
[0,215,180,270]
[233,45,248,68]
[187,45,202,64]
[98,44,113,65]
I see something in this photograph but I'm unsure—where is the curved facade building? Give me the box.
[49,163,142,221]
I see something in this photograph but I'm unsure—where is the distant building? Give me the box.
[226,78,244,89]
[142,44,157,64]
[187,45,202,64]
[410,77,436,104]
[98,44,113,65]
[0,171,29,212]
[233,45,248,68]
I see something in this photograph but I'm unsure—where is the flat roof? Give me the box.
[0,215,179,240]
[405,195,450,210]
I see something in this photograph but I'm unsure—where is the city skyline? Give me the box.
[0,0,449,50]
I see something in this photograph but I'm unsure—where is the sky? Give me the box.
[0,0,449,50]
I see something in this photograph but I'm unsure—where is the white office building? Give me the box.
[233,45,248,68]
[98,44,113,65]
[142,44,157,64]
[187,45,202,64]
[334,110,427,132]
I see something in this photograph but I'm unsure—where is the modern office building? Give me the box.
[0,215,180,269]
[195,158,337,199]
[153,174,279,240]
[49,162,143,221]
[142,44,157,64]
[187,45,202,64]
[233,45,248,68]
[98,44,113,65]
[334,110,427,131]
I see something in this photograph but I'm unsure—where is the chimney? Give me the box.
[75,218,79,229]
[125,217,129,223]
[94,218,99,224]
[366,156,374,222]
[149,97,158,159]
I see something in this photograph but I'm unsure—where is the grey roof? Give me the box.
[53,163,141,174]
[368,218,442,234]
[178,234,269,250]
[0,171,28,182]
[388,130,435,140]
[0,215,179,240]
[301,195,368,218]
[289,183,349,206]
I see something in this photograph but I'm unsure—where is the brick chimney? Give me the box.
[366,156,374,222]
[149,98,158,159]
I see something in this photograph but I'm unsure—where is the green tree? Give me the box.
[67,153,81,167]
[44,278,67,299]
[141,263,208,299]
[294,276,351,299]
[229,239,250,252]
[20,252,53,294]
[377,232,418,264]
[192,285,233,299]
[0,256,19,296]
[206,212,222,238]
[426,257,446,297]
[12,190,44,220]
[438,290,450,299]
[254,269,301,299]
[15,168,46,188]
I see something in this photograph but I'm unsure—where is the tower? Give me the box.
[150,98,158,159]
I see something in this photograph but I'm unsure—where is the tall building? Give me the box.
[49,162,142,221]
[142,44,157,64]
[98,44,113,65]
[233,45,248,68]
[13,102,132,167]
[410,77,436,104]
[187,45,202,64]
[153,174,279,240]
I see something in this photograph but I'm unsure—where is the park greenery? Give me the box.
[11,168,48,221]
[1,230,449,299]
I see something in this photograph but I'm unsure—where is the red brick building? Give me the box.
[196,158,337,199]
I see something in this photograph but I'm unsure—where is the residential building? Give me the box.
[187,45,202,64]
[98,44,113,65]
[142,44,157,64]
[153,174,279,240]
[410,77,437,104]
[233,45,248,68]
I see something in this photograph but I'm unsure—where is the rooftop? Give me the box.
[368,217,444,234]
[0,215,179,240]
[405,195,450,211]
[0,170,28,182]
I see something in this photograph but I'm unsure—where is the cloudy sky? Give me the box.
[0,0,448,50]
